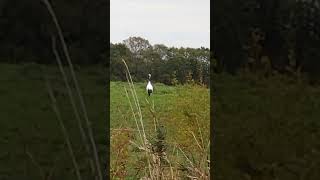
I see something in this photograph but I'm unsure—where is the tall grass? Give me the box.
[40,0,103,179]
[110,59,210,179]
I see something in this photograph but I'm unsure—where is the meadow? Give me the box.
[213,72,320,180]
[3,61,318,179]
[0,63,106,179]
[110,80,210,179]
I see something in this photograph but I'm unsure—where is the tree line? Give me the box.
[0,0,107,65]
[213,0,320,84]
[110,37,210,86]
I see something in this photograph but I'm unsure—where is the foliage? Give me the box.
[110,37,210,86]
[213,0,320,84]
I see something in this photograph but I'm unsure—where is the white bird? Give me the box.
[146,74,153,97]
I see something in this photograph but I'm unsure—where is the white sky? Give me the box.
[110,0,210,48]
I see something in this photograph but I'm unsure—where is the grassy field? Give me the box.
[0,63,106,179]
[110,81,210,179]
[213,72,320,180]
[7,61,318,179]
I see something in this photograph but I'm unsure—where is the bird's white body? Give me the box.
[146,81,153,91]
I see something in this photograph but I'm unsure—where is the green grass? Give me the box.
[0,63,106,179]
[110,81,210,179]
[213,72,320,180]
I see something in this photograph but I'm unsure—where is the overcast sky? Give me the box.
[111,0,210,48]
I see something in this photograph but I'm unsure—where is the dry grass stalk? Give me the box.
[121,59,153,178]
[50,35,95,175]
[45,80,82,180]
[26,150,45,179]
[41,0,102,179]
